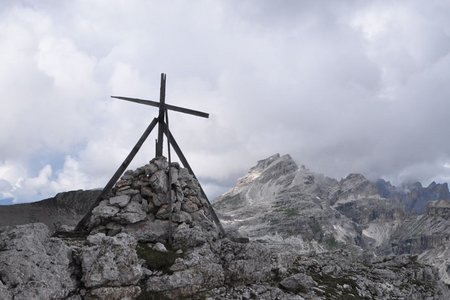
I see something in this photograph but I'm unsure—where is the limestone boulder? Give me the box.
[149,170,168,193]
[172,224,217,249]
[92,201,120,219]
[172,211,193,224]
[0,223,76,299]
[123,219,170,243]
[182,200,199,213]
[145,244,224,298]
[279,273,317,293]
[109,195,130,208]
[144,162,159,176]
[154,242,168,252]
[114,201,147,224]
[80,233,143,288]
[152,157,168,170]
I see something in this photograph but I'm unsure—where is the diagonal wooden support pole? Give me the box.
[75,117,159,232]
[161,121,226,236]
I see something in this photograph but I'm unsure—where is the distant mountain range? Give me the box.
[376,178,450,214]
[213,153,450,284]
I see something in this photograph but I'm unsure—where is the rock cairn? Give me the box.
[87,157,220,246]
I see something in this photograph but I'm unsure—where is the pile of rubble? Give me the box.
[87,157,220,247]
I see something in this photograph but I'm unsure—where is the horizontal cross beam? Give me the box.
[111,96,209,119]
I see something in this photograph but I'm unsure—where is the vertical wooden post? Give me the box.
[166,110,173,245]
[156,73,166,157]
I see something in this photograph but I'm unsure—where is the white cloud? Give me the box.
[0,156,95,203]
[2,0,450,203]
[36,36,98,92]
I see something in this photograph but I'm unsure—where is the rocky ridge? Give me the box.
[214,153,450,288]
[0,189,101,231]
[214,154,402,251]
[387,200,450,284]
[376,179,450,214]
[1,155,450,299]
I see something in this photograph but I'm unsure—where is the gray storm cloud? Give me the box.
[1,0,450,203]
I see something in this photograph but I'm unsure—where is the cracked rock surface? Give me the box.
[0,223,77,300]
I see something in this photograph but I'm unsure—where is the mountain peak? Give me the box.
[337,173,378,198]
[251,153,281,171]
[343,173,368,182]
[236,154,298,187]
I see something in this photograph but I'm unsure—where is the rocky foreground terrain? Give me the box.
[0,155,450,299]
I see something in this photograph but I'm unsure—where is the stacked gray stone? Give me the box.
[88,156,220,246]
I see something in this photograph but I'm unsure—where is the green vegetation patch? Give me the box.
[323,234,341,249]
[136,290,207,300]
[136,243,182,273]
[52,230,89,239]
[308,218,324,241]
[283,207,300,217]
[309,270,367,300]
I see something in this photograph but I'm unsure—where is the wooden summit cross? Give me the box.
[75,73,225,237]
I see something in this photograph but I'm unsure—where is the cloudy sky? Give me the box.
[1,0,450,204]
